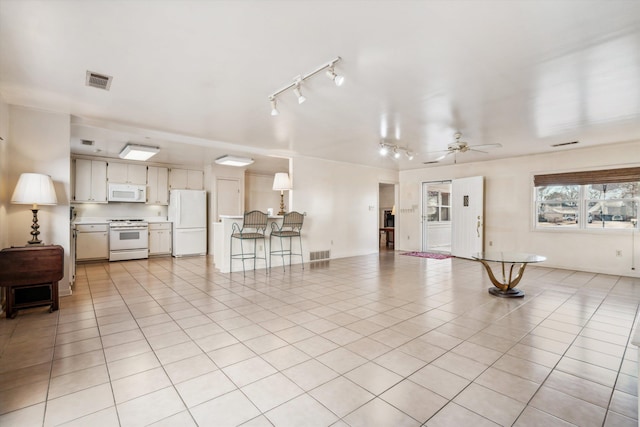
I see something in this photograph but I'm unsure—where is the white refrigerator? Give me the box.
[168,189,207,256]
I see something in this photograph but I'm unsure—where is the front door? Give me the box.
[451,176,484,258]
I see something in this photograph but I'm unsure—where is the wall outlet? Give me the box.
[616,250,622,257]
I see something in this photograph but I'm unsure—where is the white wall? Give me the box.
[245,172,283,214]
[6,106,72,293]
[0,95,9,250]
[206,164,246,255]
[399,140,640,277]
[292,157,398,259]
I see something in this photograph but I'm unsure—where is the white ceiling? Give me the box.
[1,0,639,172]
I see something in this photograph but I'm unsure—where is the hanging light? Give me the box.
[269,97,279,116]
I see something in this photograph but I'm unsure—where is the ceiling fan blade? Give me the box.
[469,143,502,150]
[468,148,488,154]
[434,152,451,161]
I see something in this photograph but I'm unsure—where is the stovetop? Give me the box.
[109,219,145,222]
[109,219,148,228]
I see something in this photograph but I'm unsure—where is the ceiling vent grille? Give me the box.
[85,71,113,91]
[81,139,94,146]
[551,141,579,148]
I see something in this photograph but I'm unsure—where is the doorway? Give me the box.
[421,176,484,258]
[379,183,396,251]
[421,181,452,253]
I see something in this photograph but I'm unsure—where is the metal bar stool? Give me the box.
[269,211,304,271]
[230,210,268,275]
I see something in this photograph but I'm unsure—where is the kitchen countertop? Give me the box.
[72,217,171,225]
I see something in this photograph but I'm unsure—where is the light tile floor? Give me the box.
[0,252,639,426]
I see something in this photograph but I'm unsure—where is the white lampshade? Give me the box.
[272,172,292,191]
[11,173,58,206]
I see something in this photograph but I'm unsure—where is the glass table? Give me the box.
[472,252,546,298]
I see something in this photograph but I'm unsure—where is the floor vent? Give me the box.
[85,71,113,91]
[309,250,330,262]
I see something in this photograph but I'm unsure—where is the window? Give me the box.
[426,190,450,222]
[534,168,640,230]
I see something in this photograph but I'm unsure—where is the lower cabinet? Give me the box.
[149,223,172,256]
[75,224,109,260]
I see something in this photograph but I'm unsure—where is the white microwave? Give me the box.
[108,183,146,203]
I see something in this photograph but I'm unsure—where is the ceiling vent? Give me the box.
[80,139,94,146]
[85,71,113,91]
[551,141,579,148]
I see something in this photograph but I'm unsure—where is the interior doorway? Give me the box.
[421,181,452,253]
[379,183,396,251]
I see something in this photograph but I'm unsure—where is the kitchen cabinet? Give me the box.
[147,166,169,205]
[107,162,147,185]
[75,224,109,260]
[74,159,108,203]
[149,223,172,255]
[169,168,204,190]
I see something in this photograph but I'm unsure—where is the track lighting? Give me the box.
[326,66,345,86]
[269,97,279,116]
[378,141,414,161]
[293,81,306,104]
[268,57,343,115]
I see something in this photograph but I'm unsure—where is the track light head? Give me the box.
[393,148,401,159]
[269,97,279,116]
[379,143,388,156]
[406,151,414,160]
[293,83,306,104]
[326,66,345,86]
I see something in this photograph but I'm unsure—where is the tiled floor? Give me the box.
[0,252,638,426]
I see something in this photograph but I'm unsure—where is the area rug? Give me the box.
[400,251,452,260]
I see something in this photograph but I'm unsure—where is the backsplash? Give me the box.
[71,202,168,220]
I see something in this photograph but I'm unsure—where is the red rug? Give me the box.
[400,251,452,260]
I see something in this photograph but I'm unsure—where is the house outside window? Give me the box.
[534,168,640,230]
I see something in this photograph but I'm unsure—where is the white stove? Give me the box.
[109,219,149,261]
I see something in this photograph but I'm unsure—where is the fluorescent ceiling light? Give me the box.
[119,144,159,161]
[215,155,254,167]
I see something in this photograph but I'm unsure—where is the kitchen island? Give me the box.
[213,215,304,273]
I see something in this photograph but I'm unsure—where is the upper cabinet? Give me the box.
[169,168,203,190]
[107,162,147,185]
[74,159,108,203]
[147,166,169,205]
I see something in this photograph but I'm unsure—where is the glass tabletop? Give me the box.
[472,252,546,263]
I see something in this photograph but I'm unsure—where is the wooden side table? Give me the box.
[0,245,64,318]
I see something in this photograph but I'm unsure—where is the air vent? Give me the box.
[309,250,330,262]
[85,71,113,91]
[551,141,579,148]
[81,139,94,146]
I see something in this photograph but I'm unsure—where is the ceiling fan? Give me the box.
[424,133,502,164]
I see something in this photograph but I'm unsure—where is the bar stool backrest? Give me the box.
[243,210,268,232]
[282,211,304,232]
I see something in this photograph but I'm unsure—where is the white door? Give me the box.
[451,176,484,259]
[217,178,241,220]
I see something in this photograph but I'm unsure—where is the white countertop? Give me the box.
[73,217,171,225]
[219,215,283,220]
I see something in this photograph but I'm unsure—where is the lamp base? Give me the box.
[278,191,286,216]
[27,208,42,245]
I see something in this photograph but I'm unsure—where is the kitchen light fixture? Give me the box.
[119,144,159,161]
[272,172,292,215]
[268,56,344,115]
[215,155,254,167]
[378,141,414,161]
[11,173,58,245]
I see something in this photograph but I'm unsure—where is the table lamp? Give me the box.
[11,173,58,245]
[272,172,292,215]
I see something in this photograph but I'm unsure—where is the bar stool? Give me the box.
[269,211,304,272]
[230,210,268,275]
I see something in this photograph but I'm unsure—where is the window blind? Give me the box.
[533,167,640,187]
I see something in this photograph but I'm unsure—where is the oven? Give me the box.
[109,220,149,261]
